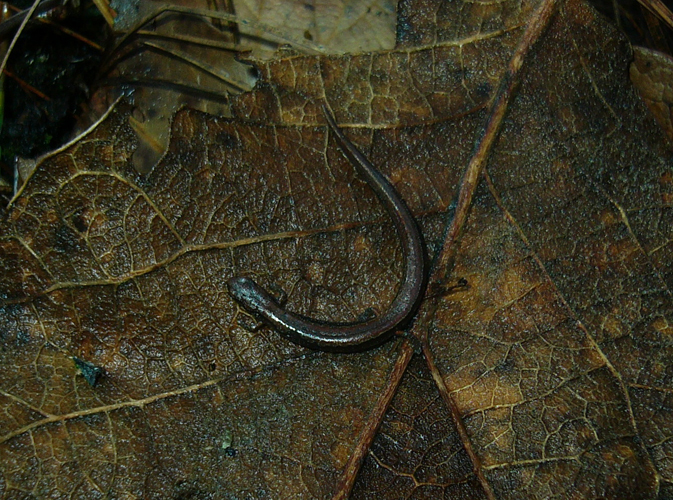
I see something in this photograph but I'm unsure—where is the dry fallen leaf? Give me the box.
[1,0,672,498]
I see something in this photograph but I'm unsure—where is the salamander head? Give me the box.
[227,276,275,314]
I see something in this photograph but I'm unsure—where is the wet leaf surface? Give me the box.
[351,354,487,499]
[1,0,672,498]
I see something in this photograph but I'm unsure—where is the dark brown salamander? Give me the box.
[227,105,426,352]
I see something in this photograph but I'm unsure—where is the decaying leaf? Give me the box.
[1,0,672,498]
[631,46,673,141]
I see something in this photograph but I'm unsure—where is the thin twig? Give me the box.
[101,4,325,75]
[135,30,242,52]
[0,0,42,76]
[141,40,250,92]
[0,0,59,40]
[3,68,51,100]
[636,0,673,28]
[37,18,104,51]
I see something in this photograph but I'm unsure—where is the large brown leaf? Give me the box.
[1,0,671,498]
